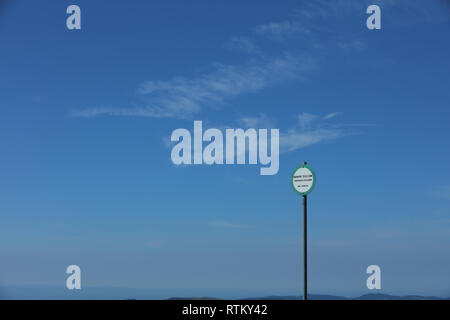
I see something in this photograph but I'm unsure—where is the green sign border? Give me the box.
[291,164,316,195]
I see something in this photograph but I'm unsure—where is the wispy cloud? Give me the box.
[224,36,261,55]
[230,112,353,153]
[298,112,319,130]
[237,113,275,128]
[71,106,166,118]
[323,112,341,120]
[70,2,370,121]
[280,112,350,153]
[70,4,336,120]
[255,20,310,41]
[72,54,314,119]
[337,40,366,52]
[74,4,372,158]
[70,0,445,122]
[280,128,343,153]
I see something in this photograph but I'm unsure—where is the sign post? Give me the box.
[291,162,316,300]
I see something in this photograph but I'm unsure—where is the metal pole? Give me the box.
[303,194,307,300]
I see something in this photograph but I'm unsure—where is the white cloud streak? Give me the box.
[233,112,351,153]
[255,20,311,41]
[323,112,341,120]
[72,54,314,119]
[280,128,343,153]
[70,0,444,122]
[224,36,261,54]
[280,112,349,153]
[237,113,275,128]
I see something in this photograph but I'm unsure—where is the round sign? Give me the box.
[291,164,316,195]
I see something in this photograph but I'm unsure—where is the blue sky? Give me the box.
[0,0,450,299]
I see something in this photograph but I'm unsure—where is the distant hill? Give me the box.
[241,294,348,300]
[1,286,448,300]
[168,293,449,300]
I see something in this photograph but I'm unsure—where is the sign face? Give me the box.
[291,164,316,195]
